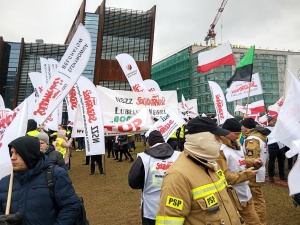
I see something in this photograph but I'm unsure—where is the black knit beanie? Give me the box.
[8,136,40,169]
[148,130,165,146]
[222,118,241,132]
[241,118,256,129]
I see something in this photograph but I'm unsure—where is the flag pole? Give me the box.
[5,169,14,215]
[245,46,255,115]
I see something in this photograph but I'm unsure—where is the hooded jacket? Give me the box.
[45,144,66,169]
[128,142,180,220]
[0,151,80,225]
[156,150,242,225]
[128,143,176,189]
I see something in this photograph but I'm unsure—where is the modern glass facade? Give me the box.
[82,13,99,82]
[17,43,67,105]
[152,45,298,115]
[0,42,21,109]
[0,0,156,109]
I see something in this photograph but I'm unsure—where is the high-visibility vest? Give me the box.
[56,138,67,158]
[27,130,39,137]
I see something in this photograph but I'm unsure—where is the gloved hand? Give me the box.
[0,212,22,225]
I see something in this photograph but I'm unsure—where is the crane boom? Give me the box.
[204,0,229,45]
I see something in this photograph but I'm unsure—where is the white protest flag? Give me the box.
[28,71,58,130]
[234,105,248,114]
[0,99,28,180]
[268,96,284,118]
[285,139,300,196]
[284,55,300,98]
[104,108,154,136]
[273,71,300,148]
[208,81,228,124]
[40,57,51,83]
[76,76,105,156]
[0,95,5,110]
[143,79,161,92]
[71,104,85,137]
[32,24,91,125]
[115,53,145,92]
[29,72,45,99]
[145,108,185,142]
[181,94,189,111]
[65,85,79,123]
[226,73,263,102]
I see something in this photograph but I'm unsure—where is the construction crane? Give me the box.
[204,0,229,45]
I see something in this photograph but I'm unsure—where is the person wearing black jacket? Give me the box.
[128,130,180,225]
[36,131,66,169]
[117,135,134,162]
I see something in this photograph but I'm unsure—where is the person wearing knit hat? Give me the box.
[0,136,81,224]
[36,132,65,168]
[9,136,40,170]
[155,117,244,225]
[241,118,257,130]
[241,117,269,225]
[216,118,262,225]
[128,130,180,225]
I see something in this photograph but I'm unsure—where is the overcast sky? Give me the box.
[1,0,300,62]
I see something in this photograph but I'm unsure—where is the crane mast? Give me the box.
[204,0,229,45]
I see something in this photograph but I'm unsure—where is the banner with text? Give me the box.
[32,24,91,125]
[96,86,178,123]
[76,76,105,155]
[208,81,228,125]
[145,108,185,142]
[226,73,263,102]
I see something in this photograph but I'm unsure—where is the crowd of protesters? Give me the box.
[0,115,298,225]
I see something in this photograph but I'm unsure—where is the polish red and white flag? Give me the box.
[246,100,265,114]
[198,41,235,73]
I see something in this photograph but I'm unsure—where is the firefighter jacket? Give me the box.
[216,137,254,203]
[243,128,268,186]
[156,150,242,225]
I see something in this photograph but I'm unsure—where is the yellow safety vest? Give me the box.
[56,138,67,158]
[27,130,40,137]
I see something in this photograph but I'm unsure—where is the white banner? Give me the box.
[143,79,161,92]
[76,76,105,156]
[226,73,263,102]
[40,57,51,84]
[178,98,198,119]
[104,108,154,136]
[96,86,178,123]
[0,98,28,180]
[65,85,79,123]
[71,105,85,137]
[208,81,228,125]
[145,108,185,142]
[32,24,91,125]
[274,71,300,148]
[29,72,45,99]
[268,96,284,118]
[115,53,145,92]
[0,95,5,110]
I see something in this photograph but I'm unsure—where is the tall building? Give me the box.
[151,44,300,115]
[0,0,156,109]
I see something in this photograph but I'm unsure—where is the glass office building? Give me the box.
[152,45,300,115]
[0,0,156,109]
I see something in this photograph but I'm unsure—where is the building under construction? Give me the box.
[151,44,300,114]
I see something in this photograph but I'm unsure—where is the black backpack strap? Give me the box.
[46,165,55,198]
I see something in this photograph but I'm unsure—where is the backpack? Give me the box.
[46,165,90,225]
